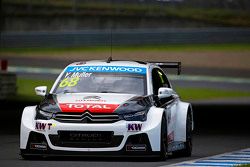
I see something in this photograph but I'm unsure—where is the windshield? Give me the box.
[53,65,147,95]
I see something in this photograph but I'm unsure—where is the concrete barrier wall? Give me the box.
[0,72,17,99]
[2,28,250,48]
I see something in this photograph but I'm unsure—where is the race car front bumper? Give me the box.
[20,106,163,157]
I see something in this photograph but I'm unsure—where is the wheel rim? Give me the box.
[161,117,168,156]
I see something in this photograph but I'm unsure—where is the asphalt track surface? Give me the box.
[1,132,250,167]
[0,102,250,167]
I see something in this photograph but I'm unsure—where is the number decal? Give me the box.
[68,77,79,87]
[59,78,69,88]
[59,78,79,88]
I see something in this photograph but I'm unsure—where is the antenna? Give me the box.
[107,56,112,63]
[107,27,113,63]
[110,28,113,60]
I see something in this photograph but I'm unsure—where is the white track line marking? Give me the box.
[169,75,250,84]
[8,66,61,75]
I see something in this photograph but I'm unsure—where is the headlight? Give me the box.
[121,111,147,121]
[36,109,54,120]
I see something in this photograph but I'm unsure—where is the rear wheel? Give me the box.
[159,116,168,160]
[183,112,192,156]
[174,112,192,157]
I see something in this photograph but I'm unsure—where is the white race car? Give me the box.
[20,59,193,160]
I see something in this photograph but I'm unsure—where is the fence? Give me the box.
[1,28,250,48]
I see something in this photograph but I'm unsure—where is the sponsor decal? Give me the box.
[35,122,55,131]
[83,96,101,100]
[127,123,142,131]
[59,103,119,113]
[167,131,174,143]
[64,72,92,78]
[69,132,102,141]
[30,143,47,150]
[66,66,146,74]
[76,96,106,102]
[126,144,147,151]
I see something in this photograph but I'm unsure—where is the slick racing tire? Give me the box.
[159,116,168,161]
[173,112,192,157]
[184,111,193,157]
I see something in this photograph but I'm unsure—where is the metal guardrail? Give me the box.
[0,72,17,99]
[1,28,250,48]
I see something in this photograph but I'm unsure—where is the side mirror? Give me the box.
[35,86,47,96]
[158,87,174,99]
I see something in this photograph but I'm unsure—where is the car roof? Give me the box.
[68,60,153,69]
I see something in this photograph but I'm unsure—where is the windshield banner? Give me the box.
[66,66,146,74]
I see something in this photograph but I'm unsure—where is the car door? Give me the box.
[151,68,177,144]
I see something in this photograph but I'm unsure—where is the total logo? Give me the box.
[35,122,55,131]
[127,123,142,131]
[67,103,111,109]
[59,103,119,113]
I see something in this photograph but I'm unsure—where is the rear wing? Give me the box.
[149,61,181,75]
[105,57,181,75]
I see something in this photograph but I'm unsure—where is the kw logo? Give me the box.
[35,122,53,131]
[127,123,142,131]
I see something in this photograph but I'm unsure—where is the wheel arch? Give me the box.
[20,106,37,149]
[174,101,193,142]
[146,106,165,152]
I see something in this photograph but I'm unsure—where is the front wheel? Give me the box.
[159,116,168,160]
[173,112,192,157]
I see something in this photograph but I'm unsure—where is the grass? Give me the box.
[11,78,250,102]
[13,78,54,102]
[235,164,250,167]
[2,0,250,27]
[1,43,250,56]
[176,87,250,101]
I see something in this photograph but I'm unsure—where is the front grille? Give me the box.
[49,131,123,148]
[54,111,120,123]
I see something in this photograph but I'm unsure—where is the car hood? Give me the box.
[57,93,137,113]
[39,93,139,114]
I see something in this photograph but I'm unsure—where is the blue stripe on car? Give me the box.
[66,66,147,74]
